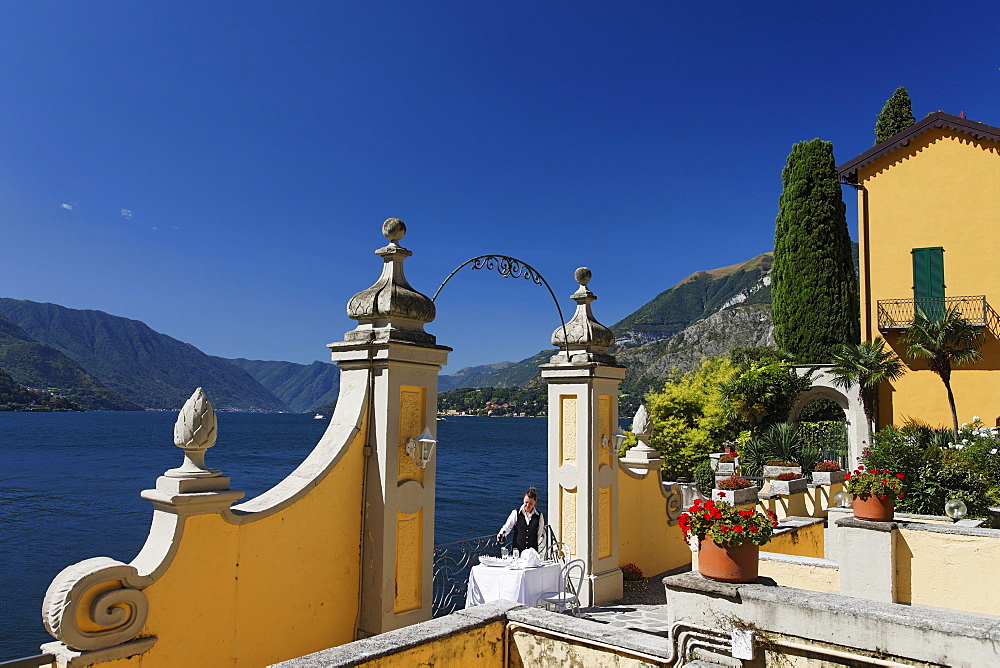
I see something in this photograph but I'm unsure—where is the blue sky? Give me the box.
[1,2,998,371]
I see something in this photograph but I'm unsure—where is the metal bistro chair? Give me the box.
[538,559,585,616]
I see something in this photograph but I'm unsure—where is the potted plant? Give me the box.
[712,476,759,506]
[679,498,777,582]
[812,460,846,485]
[769,471,807,495]
[621,562,647,592]
[762,460,802,479]
[845,465,904,521]
[715,452,739,476]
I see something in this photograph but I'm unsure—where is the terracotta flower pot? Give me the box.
[698,537,759,583]
[852,494,895,521]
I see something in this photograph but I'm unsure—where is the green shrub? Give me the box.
[693,460,715,497]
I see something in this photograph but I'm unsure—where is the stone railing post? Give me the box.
[329,218,450,638]
[541,268,625,606]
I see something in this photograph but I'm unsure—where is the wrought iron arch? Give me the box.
[433,254,569,350]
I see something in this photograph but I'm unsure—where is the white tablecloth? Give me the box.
[465,562,561,608]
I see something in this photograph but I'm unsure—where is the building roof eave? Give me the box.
[837,111,1000,183]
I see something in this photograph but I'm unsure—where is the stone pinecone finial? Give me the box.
[550,266,616,364]
[165,387,221,479]
[344,218,437,345]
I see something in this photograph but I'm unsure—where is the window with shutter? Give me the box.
[912,247,945,320]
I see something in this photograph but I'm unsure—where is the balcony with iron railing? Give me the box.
[876,295,1000,337]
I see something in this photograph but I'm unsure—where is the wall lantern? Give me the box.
[601,427,627,455]
[944,498,968,522]
[406,427,437,468]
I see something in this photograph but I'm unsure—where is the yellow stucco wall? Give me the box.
[757,559,839,592]
[98,419,367,668]
[896,527,1000,615]
[762,521,824,559]
[856,128,1000,427]
[617,468,689,576]
[355,621,506,667]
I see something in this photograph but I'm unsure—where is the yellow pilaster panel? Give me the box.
[394,509,422,613]
[598,486,612,559]
[598,395,612,468]
[560,395,577,465]
[561,487,577,558]
[398,386,426,486]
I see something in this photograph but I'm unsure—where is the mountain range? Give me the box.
[0,249,785,411]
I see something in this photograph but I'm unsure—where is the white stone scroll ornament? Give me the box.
[40,388,219,653]
[41,557,152,651]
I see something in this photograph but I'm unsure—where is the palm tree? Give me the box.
[902,307,984,435]
[829,338,907,435]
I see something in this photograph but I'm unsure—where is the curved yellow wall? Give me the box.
[858,129,1000,427]
[616,467,689,576]
[101,420,367,668]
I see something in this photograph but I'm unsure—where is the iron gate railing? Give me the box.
[431,526,567,617]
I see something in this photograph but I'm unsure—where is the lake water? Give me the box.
[0,412,547,659]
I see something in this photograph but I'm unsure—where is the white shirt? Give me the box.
[499,506,545,548]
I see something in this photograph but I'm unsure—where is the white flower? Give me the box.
[991,449,998,455]
[956,443,965,450]
[972,416,981,422]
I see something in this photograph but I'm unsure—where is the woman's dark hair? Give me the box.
[525,487,537,500]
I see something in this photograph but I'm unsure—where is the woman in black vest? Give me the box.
[497,487,545,552]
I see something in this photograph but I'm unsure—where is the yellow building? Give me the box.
[839,111,1000,428]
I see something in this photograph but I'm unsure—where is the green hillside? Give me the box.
[0,300,287,411]
[224,358,340,412]
[0,365,82,411]
[0,313,138,410]
[611,253,773,347]
[439,349,555,391]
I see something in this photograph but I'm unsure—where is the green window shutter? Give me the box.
[912,247,945,319]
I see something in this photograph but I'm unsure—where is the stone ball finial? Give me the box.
[382,218,406,243]
[574,267,592,286]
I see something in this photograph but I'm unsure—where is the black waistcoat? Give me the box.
[513,510,540,552]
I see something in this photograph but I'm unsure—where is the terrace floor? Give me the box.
[579,568,677,636]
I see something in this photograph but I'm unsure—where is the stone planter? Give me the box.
[768,477,808,495]
[713,486,759,506]
[763,465,802,479]
[715,462,736,476]
[698,538,758,583]
[853,494,895,521]
[812,470,846,485]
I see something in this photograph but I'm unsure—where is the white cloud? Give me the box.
[120,208,133,220]
[150,226,158,231]
[60,203,74,210]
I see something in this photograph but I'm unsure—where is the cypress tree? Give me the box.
[874,86,915,145]
[772,139,860,363]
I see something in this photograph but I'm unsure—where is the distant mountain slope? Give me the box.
[439,350,555,391]
[0,366,82,411]
[612,253,772,348]
[224,358,340,412]
[0,300,287,411]
[0,313,138,410]
[616,303,774,395]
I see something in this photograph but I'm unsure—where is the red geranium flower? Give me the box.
[879,495,887,500]
[734,525,744,532]
[898,493,905,499]
[718,491,727,498]
[896,474,904,479]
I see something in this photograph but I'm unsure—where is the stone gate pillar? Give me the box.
[328,219,450,638]
[542,268,625,606]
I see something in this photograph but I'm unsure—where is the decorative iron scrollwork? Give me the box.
[432,534,498,617]
[432,254,568,348]
[468,255,544,285]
